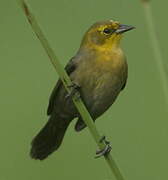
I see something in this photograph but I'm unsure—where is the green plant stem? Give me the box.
[17,0,125,179]
[141,0,168,106]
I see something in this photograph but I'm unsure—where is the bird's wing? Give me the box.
[121,80,127,90]
[121,63,128,91]
[47,57,76,115]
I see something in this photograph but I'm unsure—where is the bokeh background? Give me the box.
[1,0,167,180]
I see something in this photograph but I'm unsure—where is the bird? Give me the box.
[30,20,134,160]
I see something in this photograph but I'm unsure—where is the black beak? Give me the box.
[116,24,135,34]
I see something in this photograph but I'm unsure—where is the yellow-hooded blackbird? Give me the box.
[30,20,134,160]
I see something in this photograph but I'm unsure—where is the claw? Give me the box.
[99,135,110,144]
[95,136,112,158]
[65,82,81,100]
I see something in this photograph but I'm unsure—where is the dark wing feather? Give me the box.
[121,61,128,91]
[47,58,76,115]
[121,80,127,90]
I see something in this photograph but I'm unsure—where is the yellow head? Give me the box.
[80,20,135,50]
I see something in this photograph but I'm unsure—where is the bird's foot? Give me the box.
[65,82,81,100]
[95,136,112,158]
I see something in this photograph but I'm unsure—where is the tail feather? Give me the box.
[30,115,70,160]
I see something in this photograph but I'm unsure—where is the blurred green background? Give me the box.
[0,0,168,179]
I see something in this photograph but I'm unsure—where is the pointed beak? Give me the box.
[116,24,135,34]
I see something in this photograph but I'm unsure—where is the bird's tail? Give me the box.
[30,114,71,160]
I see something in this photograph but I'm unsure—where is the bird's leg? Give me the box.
[65,82,81,100]
[95,136,112,158]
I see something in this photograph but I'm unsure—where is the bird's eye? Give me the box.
[103,28,112,35]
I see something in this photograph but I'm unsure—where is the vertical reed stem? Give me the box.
[141,0,168,106]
